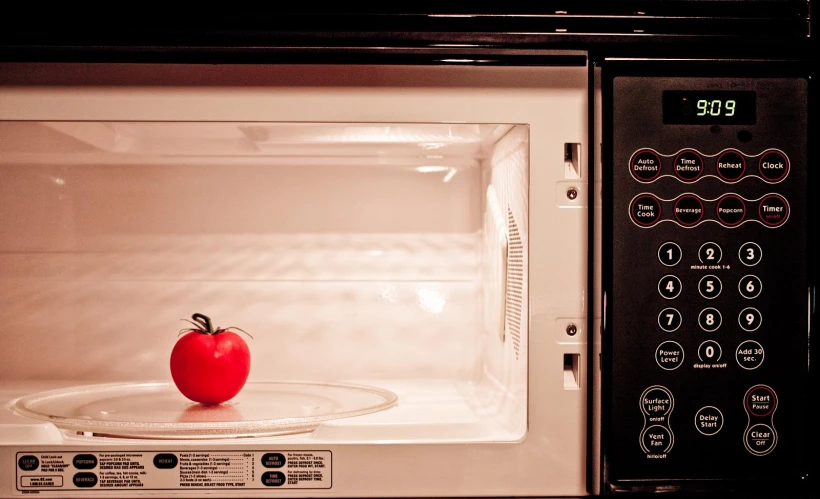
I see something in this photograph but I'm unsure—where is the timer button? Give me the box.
[715,150,746,181]
[698,242,723,264]
[758,150,789,182]
[658,242,682,267]
[715,194,746,227]
[758,194,789,227]
[673,195,704,227]
[630,149,663,182]
[673,150,704,182]
[630,194,662,227]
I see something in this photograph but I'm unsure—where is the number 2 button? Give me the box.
[658,275,682,299]
[698,242,723,264]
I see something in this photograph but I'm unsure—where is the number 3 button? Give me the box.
[739,275,762,299]
[739,242,762,267]
[658,275,682,299]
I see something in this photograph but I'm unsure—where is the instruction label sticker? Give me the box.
[14,451,331,493]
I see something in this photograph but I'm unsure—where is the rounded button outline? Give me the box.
[641,424,674,454]
[715,194,747,227]
[757,149,790,183]
[673,194,705,227]
[736,340,765,370]
[658,275,682,300]
[639,385,675,416]
[658,242,683,267]
[657,307,682,333]
[630,194,663,227]
[744,423,778,456]
[698,241,723,264]
[739,274,763,299]
[655,340,685,371]
[698,340,723,362]
[698,307,722,332]
[698,274,723,300]
[17,455,39,472]
[630,149,663,182]
[757,194,790,228]
[744,384,777,417]
[673,149,704,182]
[715,149,747,182]
[738,242,762,267]
[694,406,725,436]
[738,307,763,332]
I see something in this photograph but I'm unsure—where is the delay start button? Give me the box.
[758,150,789,182]
[630,149,663,182]
[758,194,789,227]
[745,424,777,456]
[630,194,662,227]
[694,406,724,436]
[745,385,777,417]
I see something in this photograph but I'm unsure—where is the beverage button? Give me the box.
[698,275,722,299]
[715,150,746,181]
[658,307,682,333]
[73,472,98,488]
[738,307,762,332]
[739,275,762,299]
[640,386,674,416]
[736,340,765,370]
[630,149,663,182]
[698,307,722,332]
[655,340,684,370]
[698,242,723,264]
[630,194,663,227]
[716,194,746,227]
[758,194,789,227]
[673,150,704,182]
[658,275,682,300]
[738,242,762,266]
[641,425,674,453]
[658,242,682,266]
[674,195,704,226]
[744,424,777,456]
[694,406,724,436]
[745,385,777,417]
[758,150,789,182]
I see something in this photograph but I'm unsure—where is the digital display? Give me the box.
[663,90,756,125]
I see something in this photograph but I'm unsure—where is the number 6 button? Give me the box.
[659,275,682,299]
[739,275,762,299]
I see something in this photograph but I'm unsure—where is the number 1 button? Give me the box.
[658,242,682,267]
[659,275,682,299]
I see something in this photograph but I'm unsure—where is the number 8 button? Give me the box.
[739,275,762,299]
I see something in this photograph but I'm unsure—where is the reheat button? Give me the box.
[673,195,704,226]
[674,150,704,182]
[715,150,746,181]
[630,194,662,227]
[716,194,746,227]
[630,149,663,182]
[758,150,789,182]
[758,194,789,227]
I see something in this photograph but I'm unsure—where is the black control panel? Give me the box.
[604,73,808,490]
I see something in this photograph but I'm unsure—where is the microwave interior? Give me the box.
[0,120,531,443]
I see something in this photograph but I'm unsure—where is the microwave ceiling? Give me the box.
[0,122,513,167]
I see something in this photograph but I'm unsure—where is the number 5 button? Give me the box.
[739,275,762,299]
[739,242,762,267]
[698,275,722,299]
[659,275,682,299]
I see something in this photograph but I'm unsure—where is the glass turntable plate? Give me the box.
[13,381,398,439]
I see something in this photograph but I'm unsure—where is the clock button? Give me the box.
[698,242,723,264]
[673,150,704,182]
[758,150,789,182]
[630,149,663,182]
[738,242,762,266]
[715,150,746,181]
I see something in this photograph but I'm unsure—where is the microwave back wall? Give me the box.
[0,6,814,498]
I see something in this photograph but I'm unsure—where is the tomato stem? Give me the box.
[191,313,215,334]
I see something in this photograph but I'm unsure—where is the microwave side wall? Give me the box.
[0,62,591,498]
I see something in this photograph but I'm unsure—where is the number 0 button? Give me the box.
[698,275,722,299]
[698,242,723,264]
[739,275,762,299]
[658,275,682,299]
[698,308,722,332]
[739,242,762,266]
[658,242,682,267]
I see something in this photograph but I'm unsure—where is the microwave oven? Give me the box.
[0,7,815,498]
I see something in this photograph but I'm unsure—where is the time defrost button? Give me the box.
[674,150,704,182]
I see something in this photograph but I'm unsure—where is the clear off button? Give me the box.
[745,424,777,456]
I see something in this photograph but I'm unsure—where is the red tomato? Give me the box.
[170,314,251,405]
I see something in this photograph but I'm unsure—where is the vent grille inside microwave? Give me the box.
[506,207,523,360]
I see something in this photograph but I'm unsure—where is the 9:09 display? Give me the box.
[696,99,736,117]
[663,90,756,124]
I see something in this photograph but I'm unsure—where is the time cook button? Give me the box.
[630,194,662,227]
[630,149,663,182]
[656,341,684,370]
